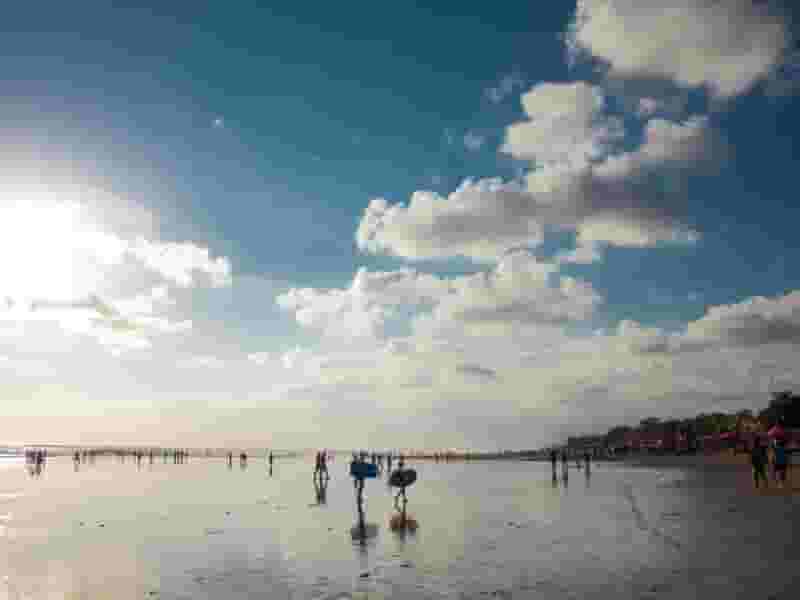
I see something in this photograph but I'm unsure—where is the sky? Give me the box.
[1,1,799,450]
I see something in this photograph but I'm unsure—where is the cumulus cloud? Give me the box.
[0,198,230,353]
[279,253,599,347]
[428,251,601,331]
[127,238,232,288]
[0,291,192,352]
[356,178,546,262]
[503,82,624,167]
[277,267,452,340]
[357,116,714,261]
[566,0,793,98]
[676,291,800,352]
[614,291,800,358]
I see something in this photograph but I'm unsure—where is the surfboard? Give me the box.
[350,461,378,479]
[389,468,417,488]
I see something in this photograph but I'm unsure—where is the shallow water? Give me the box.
[1,456,798,599]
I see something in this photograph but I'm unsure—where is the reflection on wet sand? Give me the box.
[4,449,800,600]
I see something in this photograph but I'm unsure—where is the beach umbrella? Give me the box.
[768,424,786,439]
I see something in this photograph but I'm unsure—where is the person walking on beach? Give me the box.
[773,440,788,488]
[751,438,769,489]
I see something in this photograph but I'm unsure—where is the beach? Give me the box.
[1,454,799,599]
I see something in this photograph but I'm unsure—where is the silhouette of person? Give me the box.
[314,475,328,505]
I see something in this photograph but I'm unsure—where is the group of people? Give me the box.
[750,438,792,489]
[550,449,592,478]
[347,451,395,475]
[225,450,276,473]
[25,448,47,477]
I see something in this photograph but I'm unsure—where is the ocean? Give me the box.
[1,454,798,599]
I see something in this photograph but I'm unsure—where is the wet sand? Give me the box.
[616,452,800,496]
[1,455,799,599]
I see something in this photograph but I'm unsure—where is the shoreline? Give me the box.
[578,452,800,496]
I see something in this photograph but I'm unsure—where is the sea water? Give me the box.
[0,456,798,599]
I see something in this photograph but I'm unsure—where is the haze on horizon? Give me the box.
[1,1,799,451]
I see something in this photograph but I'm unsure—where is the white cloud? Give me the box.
[613,291,800,357]
[356,178,545,262]
[567,0,792,98]
[503,82,624,167]
[681,291,800,350]
[358,114,715,261]
[0,292,192,353]
[277,267,451,340]
[128,238,232,288]
[0,197,229,354]
[427,251,600,332]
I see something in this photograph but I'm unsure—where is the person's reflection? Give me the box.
[389,484,418,539]
[313,475,328,505]
[584,464,591,490]
[27,462,43,478]
[350,472,378,551]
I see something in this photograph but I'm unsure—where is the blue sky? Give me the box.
[1,1,799,449]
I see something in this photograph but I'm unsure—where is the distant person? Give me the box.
[350,453,360,488]
[550,449,558,472]
[320,451,329,479]
[774,440,788,488]
[751,439,769,489]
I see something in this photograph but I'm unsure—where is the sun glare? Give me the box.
[0,190,125,304]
